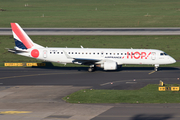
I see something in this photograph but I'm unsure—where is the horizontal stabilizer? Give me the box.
[6,48,29,53]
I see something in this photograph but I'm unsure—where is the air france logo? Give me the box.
[127,52,151,59]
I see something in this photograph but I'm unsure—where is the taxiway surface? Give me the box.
[0,67,180,89]
[0,67,180,120]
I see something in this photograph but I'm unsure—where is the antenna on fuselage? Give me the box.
[80,45,84,48]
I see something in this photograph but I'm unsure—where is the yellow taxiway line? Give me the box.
[0,111,32,114]
[149,71,156,75]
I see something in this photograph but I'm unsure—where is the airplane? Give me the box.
[8,23,176,72]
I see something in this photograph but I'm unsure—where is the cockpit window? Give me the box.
[160,53,168,56]
[164,53,168,55]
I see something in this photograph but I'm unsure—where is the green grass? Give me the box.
[0,35,180,67]
[63,84,180,103]
[1,0,180,27]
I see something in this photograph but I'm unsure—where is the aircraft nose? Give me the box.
[170,57,176,64]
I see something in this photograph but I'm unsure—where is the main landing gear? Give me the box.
[88,65,96,72]
[88,67,94,72]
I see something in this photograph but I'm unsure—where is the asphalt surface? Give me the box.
[1,28,180,35]
[0,67,180,89]
[0,67,180,120]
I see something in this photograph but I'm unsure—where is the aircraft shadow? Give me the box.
[121,67,179,71]
[131,114,173,120]
[30,62,179,72]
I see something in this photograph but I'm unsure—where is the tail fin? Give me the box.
[11,23,44,49]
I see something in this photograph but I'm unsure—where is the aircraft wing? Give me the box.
[63,50,104,65]
[73,58,101,65]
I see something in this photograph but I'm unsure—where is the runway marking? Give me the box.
[0,111,32,114]
[100,80,133,86]
[100,77,179,86]
[0,72,80,80]
[149,71,156,75]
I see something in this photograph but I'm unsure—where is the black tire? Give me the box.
[88,67,94,72]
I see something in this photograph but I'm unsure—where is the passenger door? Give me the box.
[151,52,156,60]
[43,50,47,58]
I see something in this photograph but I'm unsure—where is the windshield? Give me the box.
[160,52,168,56]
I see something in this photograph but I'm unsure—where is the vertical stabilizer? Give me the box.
[11,23,44,49]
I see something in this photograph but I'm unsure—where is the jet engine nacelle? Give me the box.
[96,62,117,70]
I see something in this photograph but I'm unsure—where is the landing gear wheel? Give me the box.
[88,67,94,72]
[154,64,159,72]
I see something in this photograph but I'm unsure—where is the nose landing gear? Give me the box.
[154,64,159,71]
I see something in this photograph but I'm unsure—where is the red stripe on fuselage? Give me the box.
[11,23,33,49]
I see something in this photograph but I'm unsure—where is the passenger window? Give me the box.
[106,53,108,55]
[110,53,112,55]
[75,52,77,54]
[78,52,80,54]
[50,52,52,54]
[121,53,123,55]
[54,52,55,54]
[68,52,70,54]
[61,52,63,54]
[97,53,99,55]
[93,53,95,55]
[89,53,91,54]
[125,53,126,55]
[57,52,59,54]
[117,53,119,55]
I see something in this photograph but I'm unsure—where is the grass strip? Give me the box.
[1,0,180,27]
[63,84,180,103]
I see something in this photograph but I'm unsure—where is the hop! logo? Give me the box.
[127,52,151,59]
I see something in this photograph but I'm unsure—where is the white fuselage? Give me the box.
[19,47,176,66]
